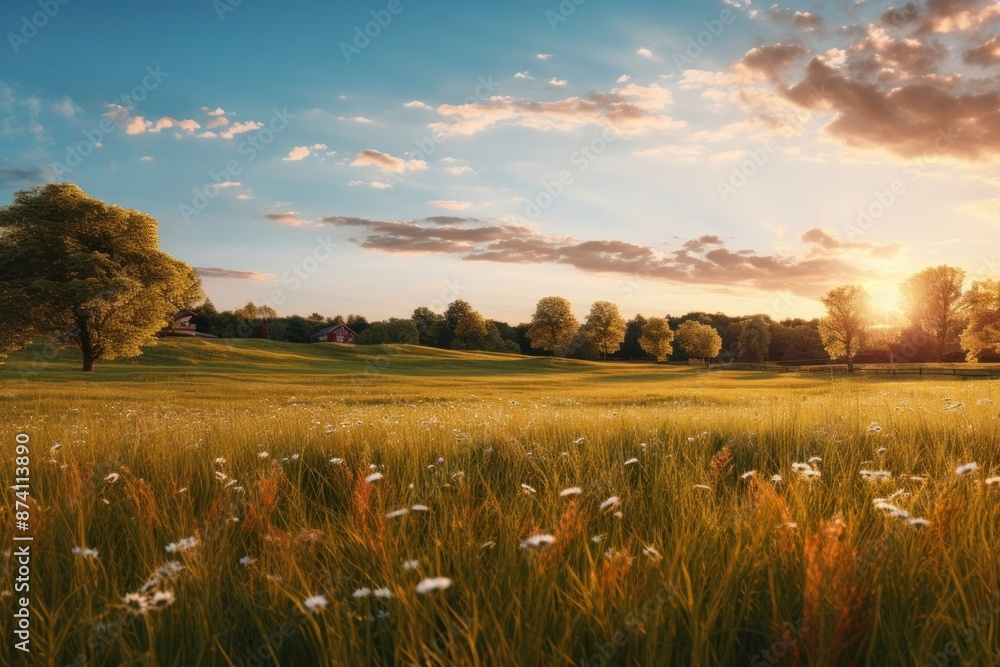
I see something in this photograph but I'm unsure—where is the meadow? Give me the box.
[1,339,999,666]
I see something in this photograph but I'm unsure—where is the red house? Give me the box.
[159,309,215,338]
[310,324,358,344]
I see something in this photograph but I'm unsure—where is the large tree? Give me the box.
[526,296,579,355]
[960,279,1000,362]
[736,315,771,363]
[675,320,722,364]
[638,317,674,362]
[818,284,872,372]
[582,301,627,361]
[0,183,202,371]
[900,265,966,361]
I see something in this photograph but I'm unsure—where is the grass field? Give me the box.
[1,338,999,666]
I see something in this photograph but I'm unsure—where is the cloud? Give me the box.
[514,71,534,79]
[800,227,906,259]
[428,200,473,210]
[616,75,631,83]
[548,78,568,87]
[959,197,1000,220]
[217,120,263,139]
[404,100,432,109]
[351,148,428,173]
[536,53,552,60]
[139,155,154,162]
[195,267,277,282]
[637,47,655,59]
[264,211,311,226]
[445,165,476,175]
[320,216,905,296]
[50,97,78,119]
[283,146,312,161]
[236,194,255,200]
[964,35,1000,66]
[349,179,391,189]
[0,163,55,183]
[428,81,683,136]
[217,181,241,188]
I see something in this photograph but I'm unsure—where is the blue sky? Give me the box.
[2,0,999,322]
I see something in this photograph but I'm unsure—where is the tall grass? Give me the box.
[1,341,999,665]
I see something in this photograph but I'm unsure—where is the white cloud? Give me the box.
[404,100,432,110]
[351,148,428,173]
[445,165,476,176]
[236,194,254,200]
[514,71,534,79]
[284,146,312,161]
[536,53,552,60]
[217,181,241,188]
[218,121,262,139]
[51,97,78,119]
[139,155,154,162]
[428,200,473,210]
[548,78,567,87]
[349,180,391,189]
[616,75,631,83]
[637,47,655,59]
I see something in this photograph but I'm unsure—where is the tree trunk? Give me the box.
[77,312,96,372]
[847,357,854,373]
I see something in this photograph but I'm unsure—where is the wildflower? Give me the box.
[239,556,256,566]
[415,577,453,595]
[780,522,798,530]
[956,462,978,476]
[573,437,585,444]
[642,545,662,561]
[625,458,639,466]
[158,561,186,579]
[214,457,226,465]
[770,474,782,484]
[304,595,328,612]
[402,559,419,570]
[859,470,892,482]
[214,471,228,481]
[72,547,99,558]
[373,587,392,598]
[520,484,537,494]
[559,487,582,497]
[452,471,464,480]
[104,473,120,484]
[520,534,556,549]
[807,456,822,464]
[411,504,429,512]
[164,536,198,553]
[741,470,757,480]
[693,484,711,491]
[888,488,910,501]
[867,422,882,433]
[480,541,495,550]
[352,588,372,598]
[386,508,409,519]
[291,454,300,461]
[121,593,147,615]
[907,517,930,528]
[147,590,175,610]
[257,451,269,459]
[599,496,621,512]
[986,476,1000,486]
[613,511,623,518]
[176,487,188,494]
[591,534,604,543]
[329,457,343,464]
[50,443,62,453]
[365,472,384,483]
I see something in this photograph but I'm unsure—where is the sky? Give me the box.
[1,0,998,324]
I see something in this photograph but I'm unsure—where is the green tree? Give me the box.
[819,284,872,372]
[675,320,722,364]
[0,183,202,371]
[960,280,1000,362]
[900,265,966,361]
[736,315,771,362]
[638,317,674,362]
[358,318,420,345]
[526,296,579,355]
[411,307,443,346]
[582,301,627,361]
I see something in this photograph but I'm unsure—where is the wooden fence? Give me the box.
[716,363,1000,378]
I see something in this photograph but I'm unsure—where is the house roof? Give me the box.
[310,324,358,338]
[173,309,199,318]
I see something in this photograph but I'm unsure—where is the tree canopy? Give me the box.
[818,284,872,372]
[0,183,202,371]
[582,301,627,361]
[526,296,579,355]
[675,320,722,363]
[638,317,674,362]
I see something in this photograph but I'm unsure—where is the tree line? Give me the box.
[2,184,999,371]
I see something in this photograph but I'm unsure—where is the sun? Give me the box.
[865,283,901,318]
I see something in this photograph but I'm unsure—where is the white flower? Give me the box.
[770,474,782,484]
[121,593,148,615]
[693,484,711,491]
[291,454,300,461]
[402,559,419,570]
[573,437,584,444]
[985,476,1000,486]
[520,484,537,494]
[859,469,892,481]
[559,487,582,497]
[520,533,556,549]
[214,457,227,465]
[624,458,639,466]
[591,534,604,544]
[373,587,392,598]
[257,451,269,459]
[741,470,757,480]
[158,561,186,579]
[386,508,409,519]
[642,545,662,561]
[365,472,384,483]
[72,546,99,558]
[411,504,429,511]
[781,522,798,530]
[807,456,822,464]
[352,588,372,598]
[239,556,256,566]
[164,536,198,553]
[907,517,930,528]
[415,577,452,594]
[104,473,120,484]
[50,443,62,453]
[304,594,328,612]
[956,462,978,476]
[599,496,620,512]
[329,457,343,464]
[147,590,175,610]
